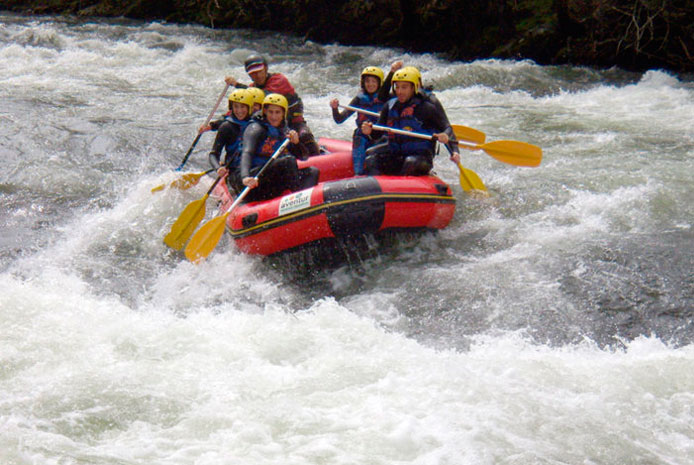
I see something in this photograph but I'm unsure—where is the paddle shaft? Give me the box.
[162,174,224,250]
[345,104,474,143]
[456,139,484,150]
[176,83,231,171]
[374,123,541,166]
[340,103,379,118]
[343,104,487,147]
[151,167,216,193]
[204,172,224,195]
[201,167,216,177]
[175,167,216,186]
[372,124,435,141]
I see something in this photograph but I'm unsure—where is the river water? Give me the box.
[1,13,693,465]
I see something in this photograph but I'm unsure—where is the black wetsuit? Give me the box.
[366,95,458,176]
[230,118,318,202]
[207,116,248,171]
[379,71,454,132]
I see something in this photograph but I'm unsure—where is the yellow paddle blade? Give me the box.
[163,195,209,250]
[452,125,486,145]
[184,212,230,262]
[171,171,207,190]
[460,140,542,167]
[457,162,487,192]
[151,171,207,194]
[482,140,542,167]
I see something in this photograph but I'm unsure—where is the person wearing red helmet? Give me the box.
[225,54,320,155]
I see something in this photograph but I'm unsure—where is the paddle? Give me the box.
[175,83,230,171]
[456,162,487,192]
[163,174,224,250]
[340,105,486,191]
[452,125,486,145]
[339,104,486,144]
[184,138,291,263]
[456,139,542,167]
[151,168,215,193]
[369,124,487,192]
[372,124,542,168]
[435,136,487,192]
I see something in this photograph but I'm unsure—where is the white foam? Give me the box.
[2,15,694,465]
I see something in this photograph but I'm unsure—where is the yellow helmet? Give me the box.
[361,66,384,87]
[392,67,420,94]
[247,87,265,107]
[262,93,288,116]
[401,66,422,86]
[228,88,253,112]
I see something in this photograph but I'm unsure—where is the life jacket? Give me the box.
[354,91,383,127]
[250,120,286,169]
[223,115,251,161]
[386,96,432,153]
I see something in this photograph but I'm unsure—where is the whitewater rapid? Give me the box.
[1,14,693,465]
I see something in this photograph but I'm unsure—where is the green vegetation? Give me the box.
[3,0,693,72]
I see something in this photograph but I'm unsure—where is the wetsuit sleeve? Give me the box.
[331,96,358,124]
[289,141,309,160]
[378,71,394,102]
[444,126,459,155]
[208,152,221,170]
[421,100,458,154]
[239,122,266,178]
[431,94,458,153]
[209,117,225,131]
[427,93,451,125]
[427,93,456,151]
[288,96,304,121]
[444,125,459,155]
[367,104,390,140]
[209,121,237,169]
[284,127,309,160]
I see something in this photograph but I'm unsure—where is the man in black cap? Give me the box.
[225,54,319,156]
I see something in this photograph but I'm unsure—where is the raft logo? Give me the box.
[279,188,313,216]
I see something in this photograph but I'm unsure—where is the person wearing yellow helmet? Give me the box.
[198,88,254,178]
[378,62,454,134]
[361,66,461,176]
[404,66,455,137]
[224,53,320,155]
[246,86,265,114]
[329,65,388,174]
[228,93,318,202]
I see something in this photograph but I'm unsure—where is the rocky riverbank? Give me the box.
[3,0,693,73]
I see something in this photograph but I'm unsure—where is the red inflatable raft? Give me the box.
[211,138,456,256]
